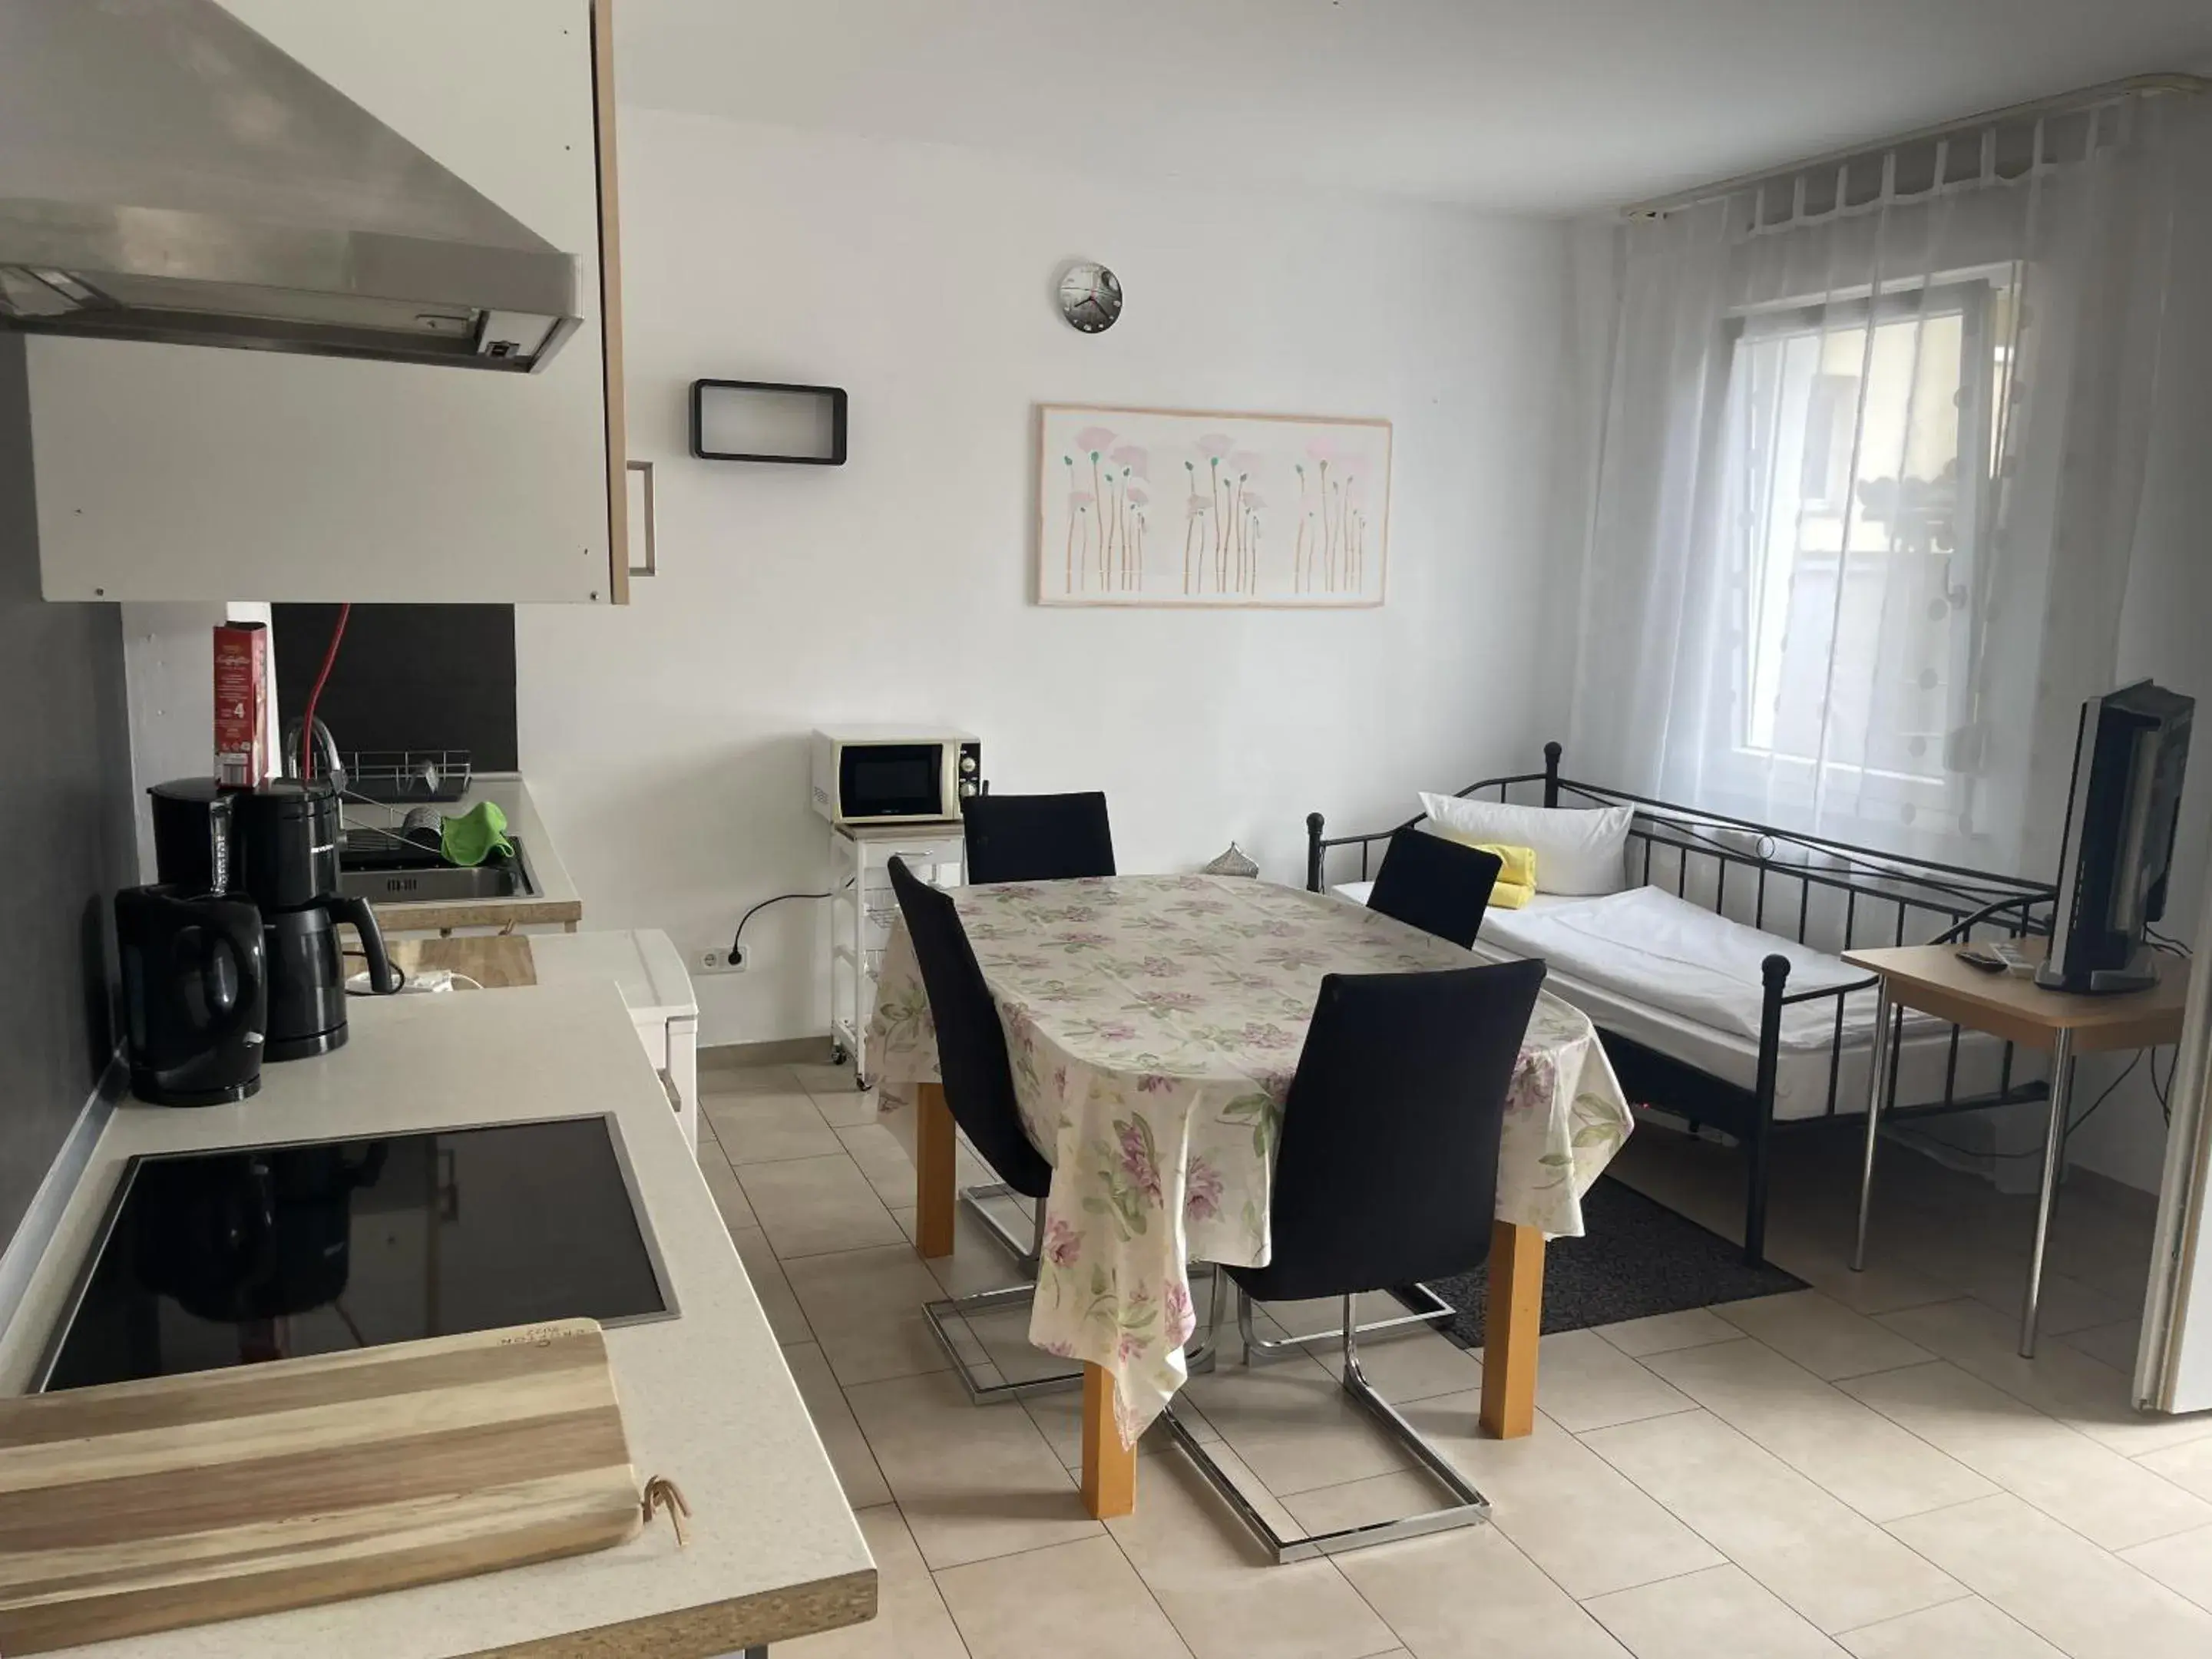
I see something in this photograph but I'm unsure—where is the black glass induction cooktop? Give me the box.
[38,1117,673,1392]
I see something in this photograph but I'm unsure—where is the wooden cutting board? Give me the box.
[0,1320,643,1654]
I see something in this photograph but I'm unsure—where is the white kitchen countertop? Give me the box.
[0,984,874,1657]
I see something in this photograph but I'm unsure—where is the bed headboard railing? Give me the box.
[1306,739,2055,962]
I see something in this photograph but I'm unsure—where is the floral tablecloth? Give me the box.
[868,874,1632,1445]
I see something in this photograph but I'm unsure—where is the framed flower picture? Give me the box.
[1037,405,1390,607]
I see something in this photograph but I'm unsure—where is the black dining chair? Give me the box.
[1164,957,1548,1562]
[961,791,1116,884]
[1364,825,1505,950]
[886,855,1081,1403]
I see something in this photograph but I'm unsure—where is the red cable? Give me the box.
[299,603,352,781]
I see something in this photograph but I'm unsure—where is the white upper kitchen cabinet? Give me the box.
[28,0,629,604]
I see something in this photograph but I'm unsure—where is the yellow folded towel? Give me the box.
[1475,843,1536,909]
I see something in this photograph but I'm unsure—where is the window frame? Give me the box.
[1704,273,2006,837]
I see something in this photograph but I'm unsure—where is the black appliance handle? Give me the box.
[329,895,404,994]
[185,920,263,1043]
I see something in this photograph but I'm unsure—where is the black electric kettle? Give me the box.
[116,884,266,1105]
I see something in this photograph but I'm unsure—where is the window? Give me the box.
[1721,274,2015,825]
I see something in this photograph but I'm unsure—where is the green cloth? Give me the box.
[440,801,514,868]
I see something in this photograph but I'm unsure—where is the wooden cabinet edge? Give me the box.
[592,0,630,606]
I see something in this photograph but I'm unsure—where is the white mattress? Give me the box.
[1327,881,2019,1121]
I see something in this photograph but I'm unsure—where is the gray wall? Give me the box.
[0,332,137,1254]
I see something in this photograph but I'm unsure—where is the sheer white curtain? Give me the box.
[1569,92,2209,876]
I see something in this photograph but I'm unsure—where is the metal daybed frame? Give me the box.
[1305,742,2058,1265]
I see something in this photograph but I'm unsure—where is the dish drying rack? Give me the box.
[340,749,474,804]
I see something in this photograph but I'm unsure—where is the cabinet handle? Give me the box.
[627,459,657,577]
[656,1066,683,1113]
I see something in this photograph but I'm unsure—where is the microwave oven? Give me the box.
[811,728,982,825]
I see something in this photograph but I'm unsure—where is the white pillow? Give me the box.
[1417,793,1634,897]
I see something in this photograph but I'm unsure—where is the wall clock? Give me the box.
[1057,263,1123,334]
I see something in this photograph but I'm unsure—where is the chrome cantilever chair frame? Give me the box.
[1160,1281,1488,1564]
[957,1176,1456,1357]
[921,1200,1222,1404]
[920,1203,1083,1404]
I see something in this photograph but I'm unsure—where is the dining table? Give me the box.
[867,871,1633,1521]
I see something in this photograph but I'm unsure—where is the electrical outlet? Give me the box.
[696,945,747,975]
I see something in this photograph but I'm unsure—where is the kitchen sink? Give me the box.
[337,831,534,904]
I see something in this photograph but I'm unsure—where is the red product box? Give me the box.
[213,622,271,788]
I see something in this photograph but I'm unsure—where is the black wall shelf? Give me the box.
[689,378,848,464]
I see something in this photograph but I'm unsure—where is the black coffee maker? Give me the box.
[150,778,403,1060]
[115,884,267,1105]
[236,780,402,1057]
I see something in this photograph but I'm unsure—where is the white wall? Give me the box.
[517,111,1571,1045]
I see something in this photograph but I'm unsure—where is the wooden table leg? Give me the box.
[1080,1363,1136,1519]
[1480,1219,1545,1439]
[915,1082,956,1260]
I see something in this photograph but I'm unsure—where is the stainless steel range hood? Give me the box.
[0,0,581,372]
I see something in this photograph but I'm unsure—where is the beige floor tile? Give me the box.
[1384,1403,1725,1600]
[1304,1326,1486,1404]
[776,1502,968,1659]
[1331,1517,1630,1657]
[1886,1493,2212,1658]
[935,1534,1191,1659]
[1836,1595,2062,1657]
[1105,1452,1400,1659]
[1840,1360,2212,1549]
[838,1121,919,1207]
[782,1244,959,1388]
[1963,1261,2128,1341]
[698,1060,802,1096]
[696,1143,758,1233]
[1583,1563,1844,1658]
[1779,1241,1965,1320]
[1022,1380,1219,1471]
[1582,1409,1965,1633]
[844,1369,1100,1570]
[811,1085,886,1129]
[1642,1339,1995,1522]
[1180,1350,1420,1498]
[1595,1307,1743,1359]
[729,1225,813,1344]
[2121,1525,2212,1614]
[1876,1298,2212,1456]
[2061,1315,2145,1373]
[791,1057,865,1095]
[1713,1290,1935,1381]
[1532,1329,1698,1433]
[740,1153,908,1259]
[703,1090,845,1165]
[2138,1433,2212,1501]
[782,1340,892,1510]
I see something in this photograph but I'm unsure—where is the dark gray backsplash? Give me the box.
[0,334,137,1257]
[273,604,517,772]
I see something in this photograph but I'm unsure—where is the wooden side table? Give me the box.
[1843,940,2188,1357]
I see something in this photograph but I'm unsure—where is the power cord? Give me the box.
[1986,1051,2141,1157]
[729,878,857,960]
[2145,925,2193,957]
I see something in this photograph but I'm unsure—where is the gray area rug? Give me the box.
[1419,1176,1806,1349]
